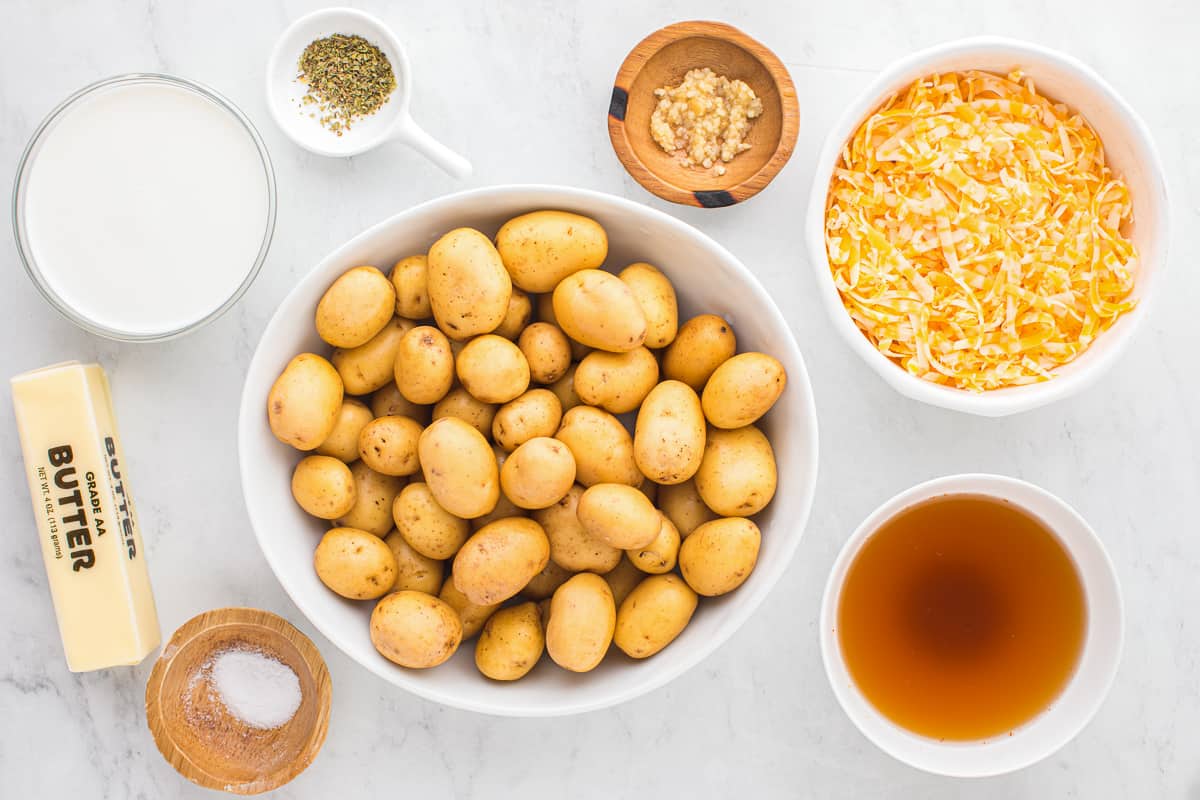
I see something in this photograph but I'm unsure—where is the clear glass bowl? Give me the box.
[11,73,277,342]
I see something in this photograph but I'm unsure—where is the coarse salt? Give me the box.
[204,648,303,730]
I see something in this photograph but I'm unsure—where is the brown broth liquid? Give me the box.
[837,493,1086,741]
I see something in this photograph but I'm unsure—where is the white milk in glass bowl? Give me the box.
[13,74,276,341]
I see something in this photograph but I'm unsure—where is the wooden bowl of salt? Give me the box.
[145,607,331,795]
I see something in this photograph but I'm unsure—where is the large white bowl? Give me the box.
[239,185,819,716]
[805,37,1169,416]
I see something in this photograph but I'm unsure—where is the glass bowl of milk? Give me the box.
[13,74,277,341]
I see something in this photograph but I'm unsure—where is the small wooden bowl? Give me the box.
[608,20,799,208]
[145,608,332,795]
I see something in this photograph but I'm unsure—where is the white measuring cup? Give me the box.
[266,7,471,177]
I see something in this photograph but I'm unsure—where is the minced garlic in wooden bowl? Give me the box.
[650,67,763,175]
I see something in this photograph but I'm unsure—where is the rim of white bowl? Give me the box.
[238,184,820,716]
[804,36,1170,416]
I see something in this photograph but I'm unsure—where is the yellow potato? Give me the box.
[627,515,681,574]
[456,334,531,404]
[316,266,396,348]
[495,210,608,292]
[547,363,583,412]
[358,415,423,477]
[390,254,431,320]
[475,601,545,681]
[695,425,777,516]
[370,381,432,424]
[492,389,562,452]
[552,269,647,353]
[573,347,659,414]
[657,478,718,537]
[546,573,615,673]
[533,484,622,574]
[662,314,737,391]
[500,437,576,509]
[335,461,406,536]
[268,353,343,450]
[494,288,533,340]
[315,398,374,462]
[382,529,444,594]
[452,517,550,605]
[701,352,787,429]
[555,406,642,487]
[679,517,761,596]
[331,316,413,396]
[427,228,512,339]
[520,559,573,600]
[614,574,698,658]
[392,482,470,559]
[577,483,660,550]
[291,455,357,519]
[634,380,705,485]
[432,387,497,438]
[618,262,678,348]
[518,322,572,385]
[439,576,499,639]
[537,295,591,361]
[418,417,499,519]
[603,555,645,608]
[314,527,397,599]
[394,325,455,405]
[370,590,462,668]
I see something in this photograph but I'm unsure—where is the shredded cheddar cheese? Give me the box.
[825,70,1137,391]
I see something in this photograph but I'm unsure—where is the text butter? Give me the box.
[11,362,160,671]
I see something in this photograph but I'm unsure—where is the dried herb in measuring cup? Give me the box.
[298,33,396,135]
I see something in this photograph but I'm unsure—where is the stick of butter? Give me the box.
[11,361,160,671]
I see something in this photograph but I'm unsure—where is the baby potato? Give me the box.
[427,228,512,339]
[657,478,718,537]
[574,347,659,414]
[701,352,787,429]
[335,461,406,536]
[618,262,678,348]
[268,353,344,450]
[603,555,645,608]
[494,288,533,340]
[634,380,705,485]
[316,266,396,348]
[292,455,357,519]
[555,406,643,487]
[371,590,462,669]
[614,574,698,658]
[548,363,583,412]
[627,515,681,574]
[495,210,608,292]
[370,381,432,424]
[577,483,660,550]
[493,389,562,452]
[358,415,423,477]
[432,387,498,438]
[552,269,647,353]
[331,316,413,396]
[521,559,573,601]
[695,425,777,516]
[392,482,470,559]
[679,517,761,596]
[390,254,431,320]
[456,335,531,404]
[383,529,444,594]
[418,417,500,519]
[475,601,545,681]
[315,398,374,462]
[452,517,550,605]
[546,573,616,673]
[314,527,397,599]
[662,314,737,391]
[439,576,500,639]
[533,484,622,574]
[518,322,572,384]
[500,437,576,509]
[394,325,455,405]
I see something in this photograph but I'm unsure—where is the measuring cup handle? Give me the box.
[392,117,472,179]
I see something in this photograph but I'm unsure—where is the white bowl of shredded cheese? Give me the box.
[806,37,1168,416]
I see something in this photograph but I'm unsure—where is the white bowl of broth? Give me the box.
[820,474,1122,777]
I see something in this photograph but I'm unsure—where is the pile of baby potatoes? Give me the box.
[267,210,786,681]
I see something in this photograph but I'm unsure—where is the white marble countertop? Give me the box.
[1,0,1196,796]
